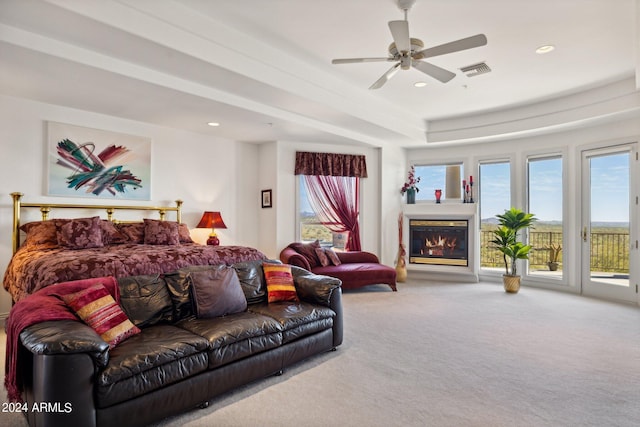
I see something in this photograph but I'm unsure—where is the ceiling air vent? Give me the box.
[460,62,491,77]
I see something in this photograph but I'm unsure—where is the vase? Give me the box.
[395,245,407,283]
[406,188,416,204]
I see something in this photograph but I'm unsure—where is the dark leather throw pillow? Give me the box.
[189,265,247,318]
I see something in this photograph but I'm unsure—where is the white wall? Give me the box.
[0,94,260,315]
[257,142,279,258]
[379,145,406,266]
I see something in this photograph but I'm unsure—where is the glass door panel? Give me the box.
[581,146,635,302]
[527,156,563,280]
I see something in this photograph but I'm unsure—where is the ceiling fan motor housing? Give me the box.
[388,38,424,56]
[389,38,424,70]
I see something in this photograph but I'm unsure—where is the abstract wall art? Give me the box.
[47,122,151,200]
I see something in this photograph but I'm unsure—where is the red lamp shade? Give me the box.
[196,211,227,246]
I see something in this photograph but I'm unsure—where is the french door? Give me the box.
[581,144,637,302]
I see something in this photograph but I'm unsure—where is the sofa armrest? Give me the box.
[291,266,342,307]
[20,320,110,368]
[336,251,380,264]
[280,247,311,270]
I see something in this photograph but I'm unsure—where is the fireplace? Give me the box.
[409,219,468,266]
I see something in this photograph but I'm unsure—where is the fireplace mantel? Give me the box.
[403,202,479,282]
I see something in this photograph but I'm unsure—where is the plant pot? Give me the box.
[503,275,521,293]
[547,262,559,271]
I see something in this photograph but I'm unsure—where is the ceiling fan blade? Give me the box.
[332,57,394,64]
[388,20,411,53]
[416,34,488,59]
[412,60,456,83]
[369,62,401,90]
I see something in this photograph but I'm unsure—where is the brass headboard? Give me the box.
[11,192,183,254]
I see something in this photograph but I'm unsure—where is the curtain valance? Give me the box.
[294,151,368,178]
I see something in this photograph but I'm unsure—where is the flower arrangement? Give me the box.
[400,166,421,194]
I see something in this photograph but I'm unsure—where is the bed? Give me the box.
[3,193,267,302]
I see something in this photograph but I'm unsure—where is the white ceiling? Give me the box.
[0,0,637,148]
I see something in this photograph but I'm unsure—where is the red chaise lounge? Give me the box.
[280,241,397,291]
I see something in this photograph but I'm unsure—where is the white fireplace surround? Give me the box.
[403,202,480,282]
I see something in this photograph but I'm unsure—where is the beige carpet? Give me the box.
[2,281,639,427]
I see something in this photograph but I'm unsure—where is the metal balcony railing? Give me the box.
[480,230,630,273]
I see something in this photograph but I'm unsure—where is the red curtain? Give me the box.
[304,175,361,251]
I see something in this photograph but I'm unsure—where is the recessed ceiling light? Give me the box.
[414,81,427,88]
[207,122,220,127]
[536,45,555,54]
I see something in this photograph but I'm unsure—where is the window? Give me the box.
[294,151,365,250]
[414,163,465,201]
[479,161,511,271]
[297,176,352,249]
[299,176,334,245]
[527,156,563,278]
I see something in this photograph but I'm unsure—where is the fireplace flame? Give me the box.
[422,235,457,256]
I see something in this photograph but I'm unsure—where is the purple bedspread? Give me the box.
[3,243,267,302]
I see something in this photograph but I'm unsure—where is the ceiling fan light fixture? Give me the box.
[536,44,555,54]
[414,81,427,87]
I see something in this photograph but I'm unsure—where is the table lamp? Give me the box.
[196,211,227,245]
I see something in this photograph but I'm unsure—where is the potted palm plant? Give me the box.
[491,207,537,293]
[545,243,562,271]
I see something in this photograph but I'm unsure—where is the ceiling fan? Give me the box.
[331,0,487,89]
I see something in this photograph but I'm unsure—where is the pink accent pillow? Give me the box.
[315,247,330,267]
[20,221,58,250]
[325,248,342,266]
[55,217,104,250]
[143,219,180,245]
[62,283,140,348]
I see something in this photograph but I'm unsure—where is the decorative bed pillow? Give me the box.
[62,283,141,349]
[315,247,330,267]
[116,222,145,244]
[263,262,299,303]
[143,219,180,245]
[188,265,247,318]
[55,217,104,250]
[19,221,58,250]
[289,240,321,268]
[177,223,193,243]
[100,220,128,245]
[325,248,342,266]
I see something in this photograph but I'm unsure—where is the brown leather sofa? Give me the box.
[280,241,397,291]
[14,260,343,427]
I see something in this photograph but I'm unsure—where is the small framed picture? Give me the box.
[261,189,272,208]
